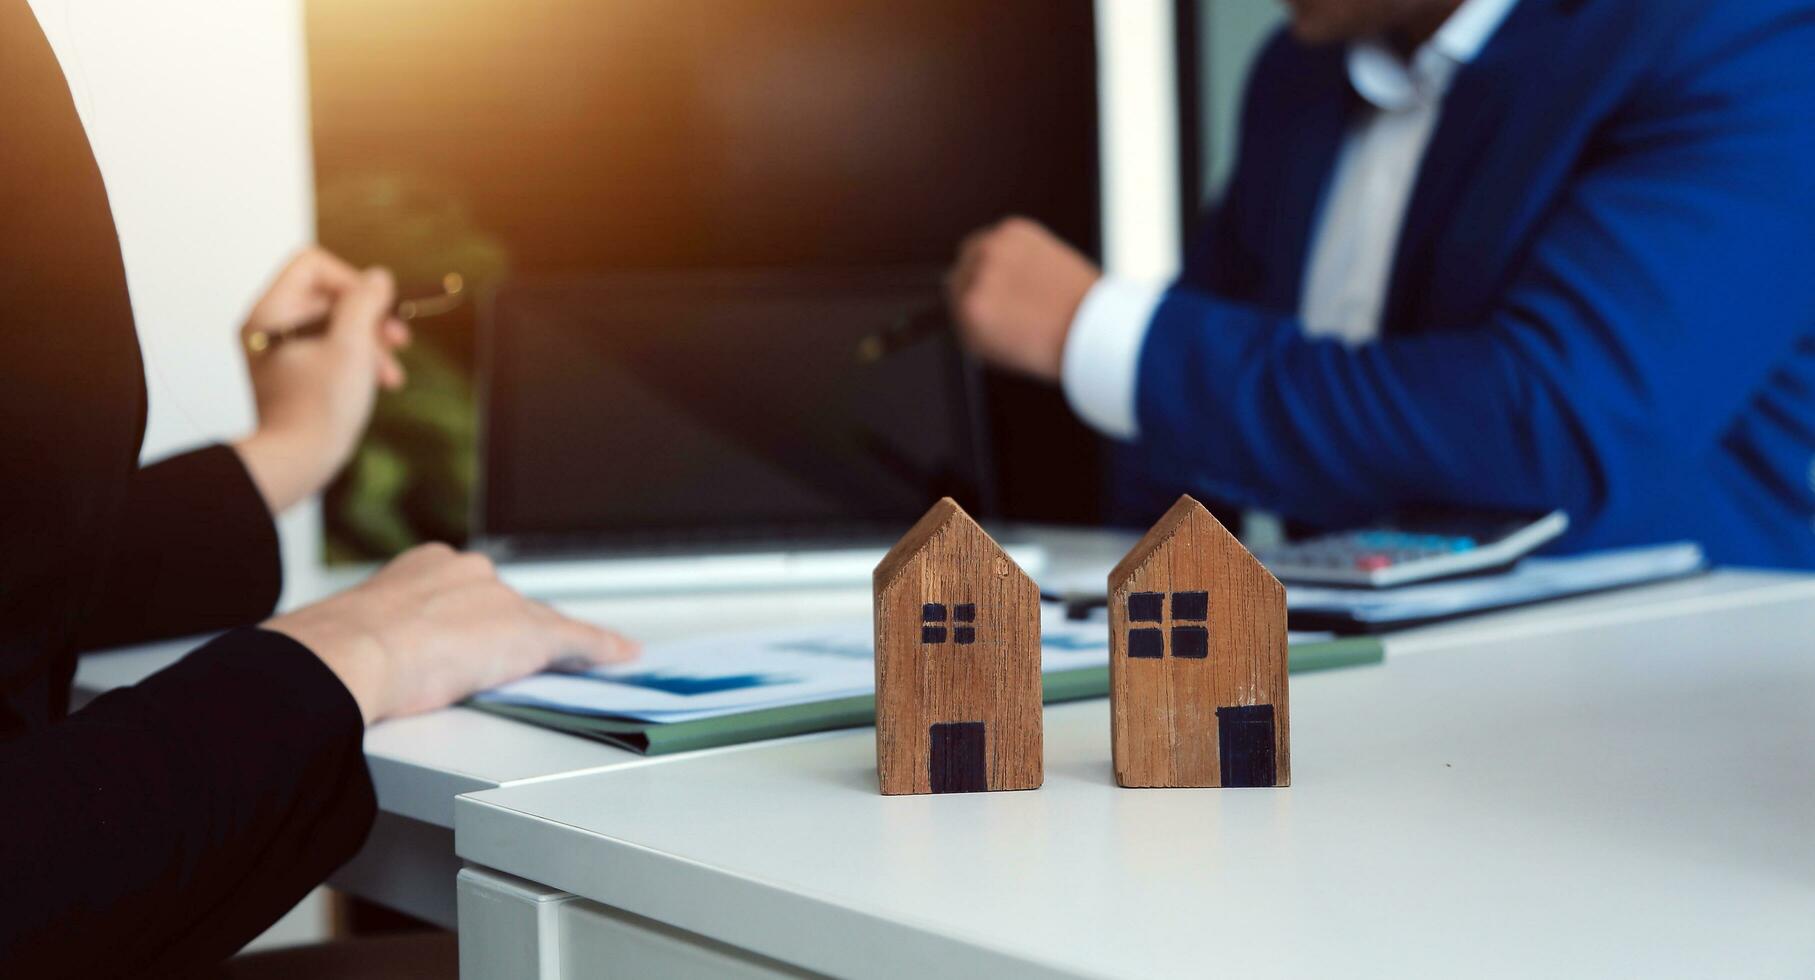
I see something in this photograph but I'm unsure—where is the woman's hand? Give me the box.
[233,247,412,514]
[265,543,640,725]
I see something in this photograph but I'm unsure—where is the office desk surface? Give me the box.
[456,592,1815,979]
[72,564,1811,828]
[65,527,1132,826]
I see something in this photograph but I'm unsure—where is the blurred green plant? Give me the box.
[317,172,508,562]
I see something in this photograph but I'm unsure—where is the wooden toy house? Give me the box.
[1109,495,1289,788]
[873,498,1042,795]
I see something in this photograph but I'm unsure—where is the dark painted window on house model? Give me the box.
[922,602,977,645]
[1126,590,1208,658]
[1171,590,1208,658]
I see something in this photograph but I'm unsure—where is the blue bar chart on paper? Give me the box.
[475,611,1116,724]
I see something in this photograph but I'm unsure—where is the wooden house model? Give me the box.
[1109,495,1289,788]
[873,498,1042,795]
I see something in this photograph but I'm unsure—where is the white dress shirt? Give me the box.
[1061,0,1521,441]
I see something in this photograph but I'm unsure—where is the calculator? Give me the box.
[1255,510,1570,588]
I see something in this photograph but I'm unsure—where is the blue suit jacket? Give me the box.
[1133,0,1815,568]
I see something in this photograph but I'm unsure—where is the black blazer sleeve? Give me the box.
[0,5,378,975]
[0,628,376,977]
[76,445,284,652]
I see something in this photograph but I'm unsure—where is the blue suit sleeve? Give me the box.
[1135,8,1815,533]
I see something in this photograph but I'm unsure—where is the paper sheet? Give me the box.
[477,607,1115,723]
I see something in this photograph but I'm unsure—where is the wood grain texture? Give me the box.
[1109,496,1289,788]
[874,498,1042,795]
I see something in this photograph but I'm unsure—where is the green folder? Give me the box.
[468,635,1383,756]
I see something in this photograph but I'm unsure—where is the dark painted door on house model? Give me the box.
[929,721,987,793]
[1216,704,1277,787]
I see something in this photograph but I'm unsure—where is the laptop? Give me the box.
[475,268,1038,597]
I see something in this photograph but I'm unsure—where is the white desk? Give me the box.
[453,582,1815,979]
[69,560,1815,949]
[65,528,1134,926]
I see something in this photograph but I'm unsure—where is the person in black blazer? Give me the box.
[0,4,636,975]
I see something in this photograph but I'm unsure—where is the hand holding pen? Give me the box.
[245,270,465,356]
[233,248,457,512]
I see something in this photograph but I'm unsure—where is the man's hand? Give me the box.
[946,217,1100,382]
[233,247,411,514]
[266,543,640,725]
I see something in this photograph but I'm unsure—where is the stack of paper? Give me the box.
[470,606,1379,754]
[478,611,1118,724]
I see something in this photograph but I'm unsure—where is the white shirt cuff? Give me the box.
[1060,277,1165,441]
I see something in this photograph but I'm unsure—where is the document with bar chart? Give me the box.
[474,609,1113,724]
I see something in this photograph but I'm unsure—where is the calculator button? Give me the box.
[1355,554,1393,571]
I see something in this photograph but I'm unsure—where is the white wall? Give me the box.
[27,0,325,601]
[26,0,329,952]
[1096,0,1183,282]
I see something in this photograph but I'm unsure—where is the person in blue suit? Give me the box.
[946,0,1815,569]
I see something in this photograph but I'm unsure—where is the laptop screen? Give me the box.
[309,0,1103,560]
[480,270,992,551]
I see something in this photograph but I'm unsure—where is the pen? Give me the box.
[245,272,467,356]
[855,304,951,364]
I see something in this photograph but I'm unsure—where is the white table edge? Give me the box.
[454,793,1093,980]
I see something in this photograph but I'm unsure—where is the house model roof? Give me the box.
[1109,495,1278,593]
[874,497,1019,589]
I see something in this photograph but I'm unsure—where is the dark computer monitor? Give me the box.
[308,0,1103,554]
[481,269,990,551]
